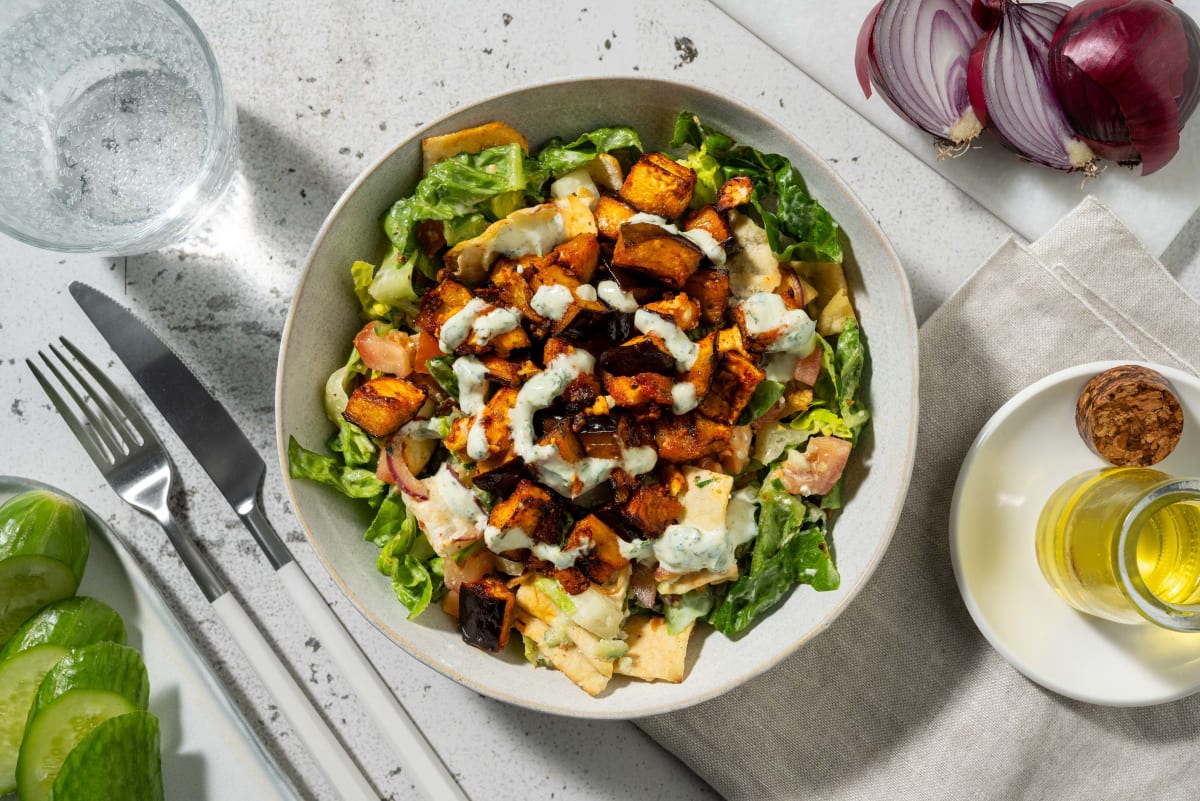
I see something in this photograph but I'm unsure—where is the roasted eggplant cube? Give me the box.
[459,576,516,652]
[683,206,731,244]
[698,351,766,425]
[619,484,683,538]
[488,480,561,545]
[567,514,630,585]
[552,567,592,595]
[715,175,754,212]
[612,223,704,289]
[471,453,529,495]
[642,293,701,331]
[595,195,637,241]
[551,233,601,284]
[652,412,734,463]
[414,279,474,337]
[341,378,427,438]
[684,269,732,326]
[618,153,697,219]
[597,333,675,376]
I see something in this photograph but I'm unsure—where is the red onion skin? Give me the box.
[856,0,886,99]
[384,444,429,501]
[1050,0,1200,174]
[856,0,985,145]
[968,1,1096,171]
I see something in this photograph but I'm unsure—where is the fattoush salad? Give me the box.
[289,113,869,696]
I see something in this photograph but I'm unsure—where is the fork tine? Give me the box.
[38,346,127,461]
[51,339,144,449]
[58,337,159,448]
[26,356,115,467]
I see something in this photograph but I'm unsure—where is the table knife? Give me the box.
[70,282,468,801]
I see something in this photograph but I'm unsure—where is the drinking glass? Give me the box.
[0,0,237,254]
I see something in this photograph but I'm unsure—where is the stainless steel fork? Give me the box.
[28,338,380,801]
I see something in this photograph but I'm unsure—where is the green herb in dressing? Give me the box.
[737,292,817,354]
[452,356,489,414]
[634,309,698,371]
[530,284,574,321]
[654,524,734,574]
[438,301,521,354]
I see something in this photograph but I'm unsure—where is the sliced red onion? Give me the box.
[384,443,428,501]
[856,0,986,148]
[968,1,1097,172]
[1050,0,1200,175]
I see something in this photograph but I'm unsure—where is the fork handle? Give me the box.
[210,592,380,801]
[276,561,470,801]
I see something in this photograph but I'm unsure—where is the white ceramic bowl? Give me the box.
[276,77,919,718]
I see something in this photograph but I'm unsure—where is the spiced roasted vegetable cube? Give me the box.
[698,351,766,425]
[618,152,697,219]
[612,222,704,289]
[342,377,427,437]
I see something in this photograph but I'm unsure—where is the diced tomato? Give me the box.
[792,348,823,386]
[777,436,851,497]
[355,322,417,377]
[412,329,442,374]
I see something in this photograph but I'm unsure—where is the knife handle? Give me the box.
[276,561,470,801]
[210,591,380,801]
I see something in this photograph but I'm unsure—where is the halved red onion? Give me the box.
[856,0,986,149]
[968,1,1097,172]
[1049,0,1200,175]
[384,443,428,501]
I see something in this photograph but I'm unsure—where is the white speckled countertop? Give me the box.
[4,1,1200,799]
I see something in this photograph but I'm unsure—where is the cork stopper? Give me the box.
[1075,365,1183,467]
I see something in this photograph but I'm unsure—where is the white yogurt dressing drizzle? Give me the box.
[634,309,698,371]
[737,292,817,354]
[439,300,521,354]
[626,212,727,266]
[509,349,656,497]
[530,284,574,321]
[597,280,639,312]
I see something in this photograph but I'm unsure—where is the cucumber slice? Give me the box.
[16,690,137,801]
[0,598,125,662]
[0,491,90,579]
[51,711,163,801]
[0,645,69,794]
[0,557,80,648]
[0,490,91,646]
[29,642,150,728]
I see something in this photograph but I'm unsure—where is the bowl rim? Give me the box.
[275,74,920,718]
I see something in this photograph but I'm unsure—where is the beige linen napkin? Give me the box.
[639,197,1200,801]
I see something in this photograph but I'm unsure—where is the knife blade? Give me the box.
[69,281,292,567]
[70,281,470,801]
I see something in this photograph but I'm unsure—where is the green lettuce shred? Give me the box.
[534,126,643,178]
[671,111,843,264]
[373,494,444,619]
[287,437,386,500]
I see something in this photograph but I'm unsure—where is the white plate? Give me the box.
[0,477,299,801]
[949,362,1200,707]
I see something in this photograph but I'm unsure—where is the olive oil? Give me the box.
[1036,468,1200,629]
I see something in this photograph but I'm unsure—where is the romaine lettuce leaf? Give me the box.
[671,111,843,264]
[738,379,785,425]
[535,126,643,177]
[836,319,869,434]
[328,419,377,468]
[709,487,838,635]
[372,497,443,618]
[287,437,386,500]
